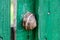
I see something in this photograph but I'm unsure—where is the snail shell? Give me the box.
[23,12,37,30]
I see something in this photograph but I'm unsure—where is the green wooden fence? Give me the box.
[0,0,60,40]
[16,0,60,40]
[0,0,10,40]
[16,0,37,40]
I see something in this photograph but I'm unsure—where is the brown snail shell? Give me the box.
[23,12,37,30]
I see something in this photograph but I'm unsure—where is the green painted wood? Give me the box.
[16,0,38,40]
[38,0,48,40]
[0,0,10,40]
[47,0,60,40]
[16,0,60,40]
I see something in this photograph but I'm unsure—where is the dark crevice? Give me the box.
[11,27,15,40]
[0,36,3,40]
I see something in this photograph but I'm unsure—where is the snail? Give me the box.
[23,12,37,30]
